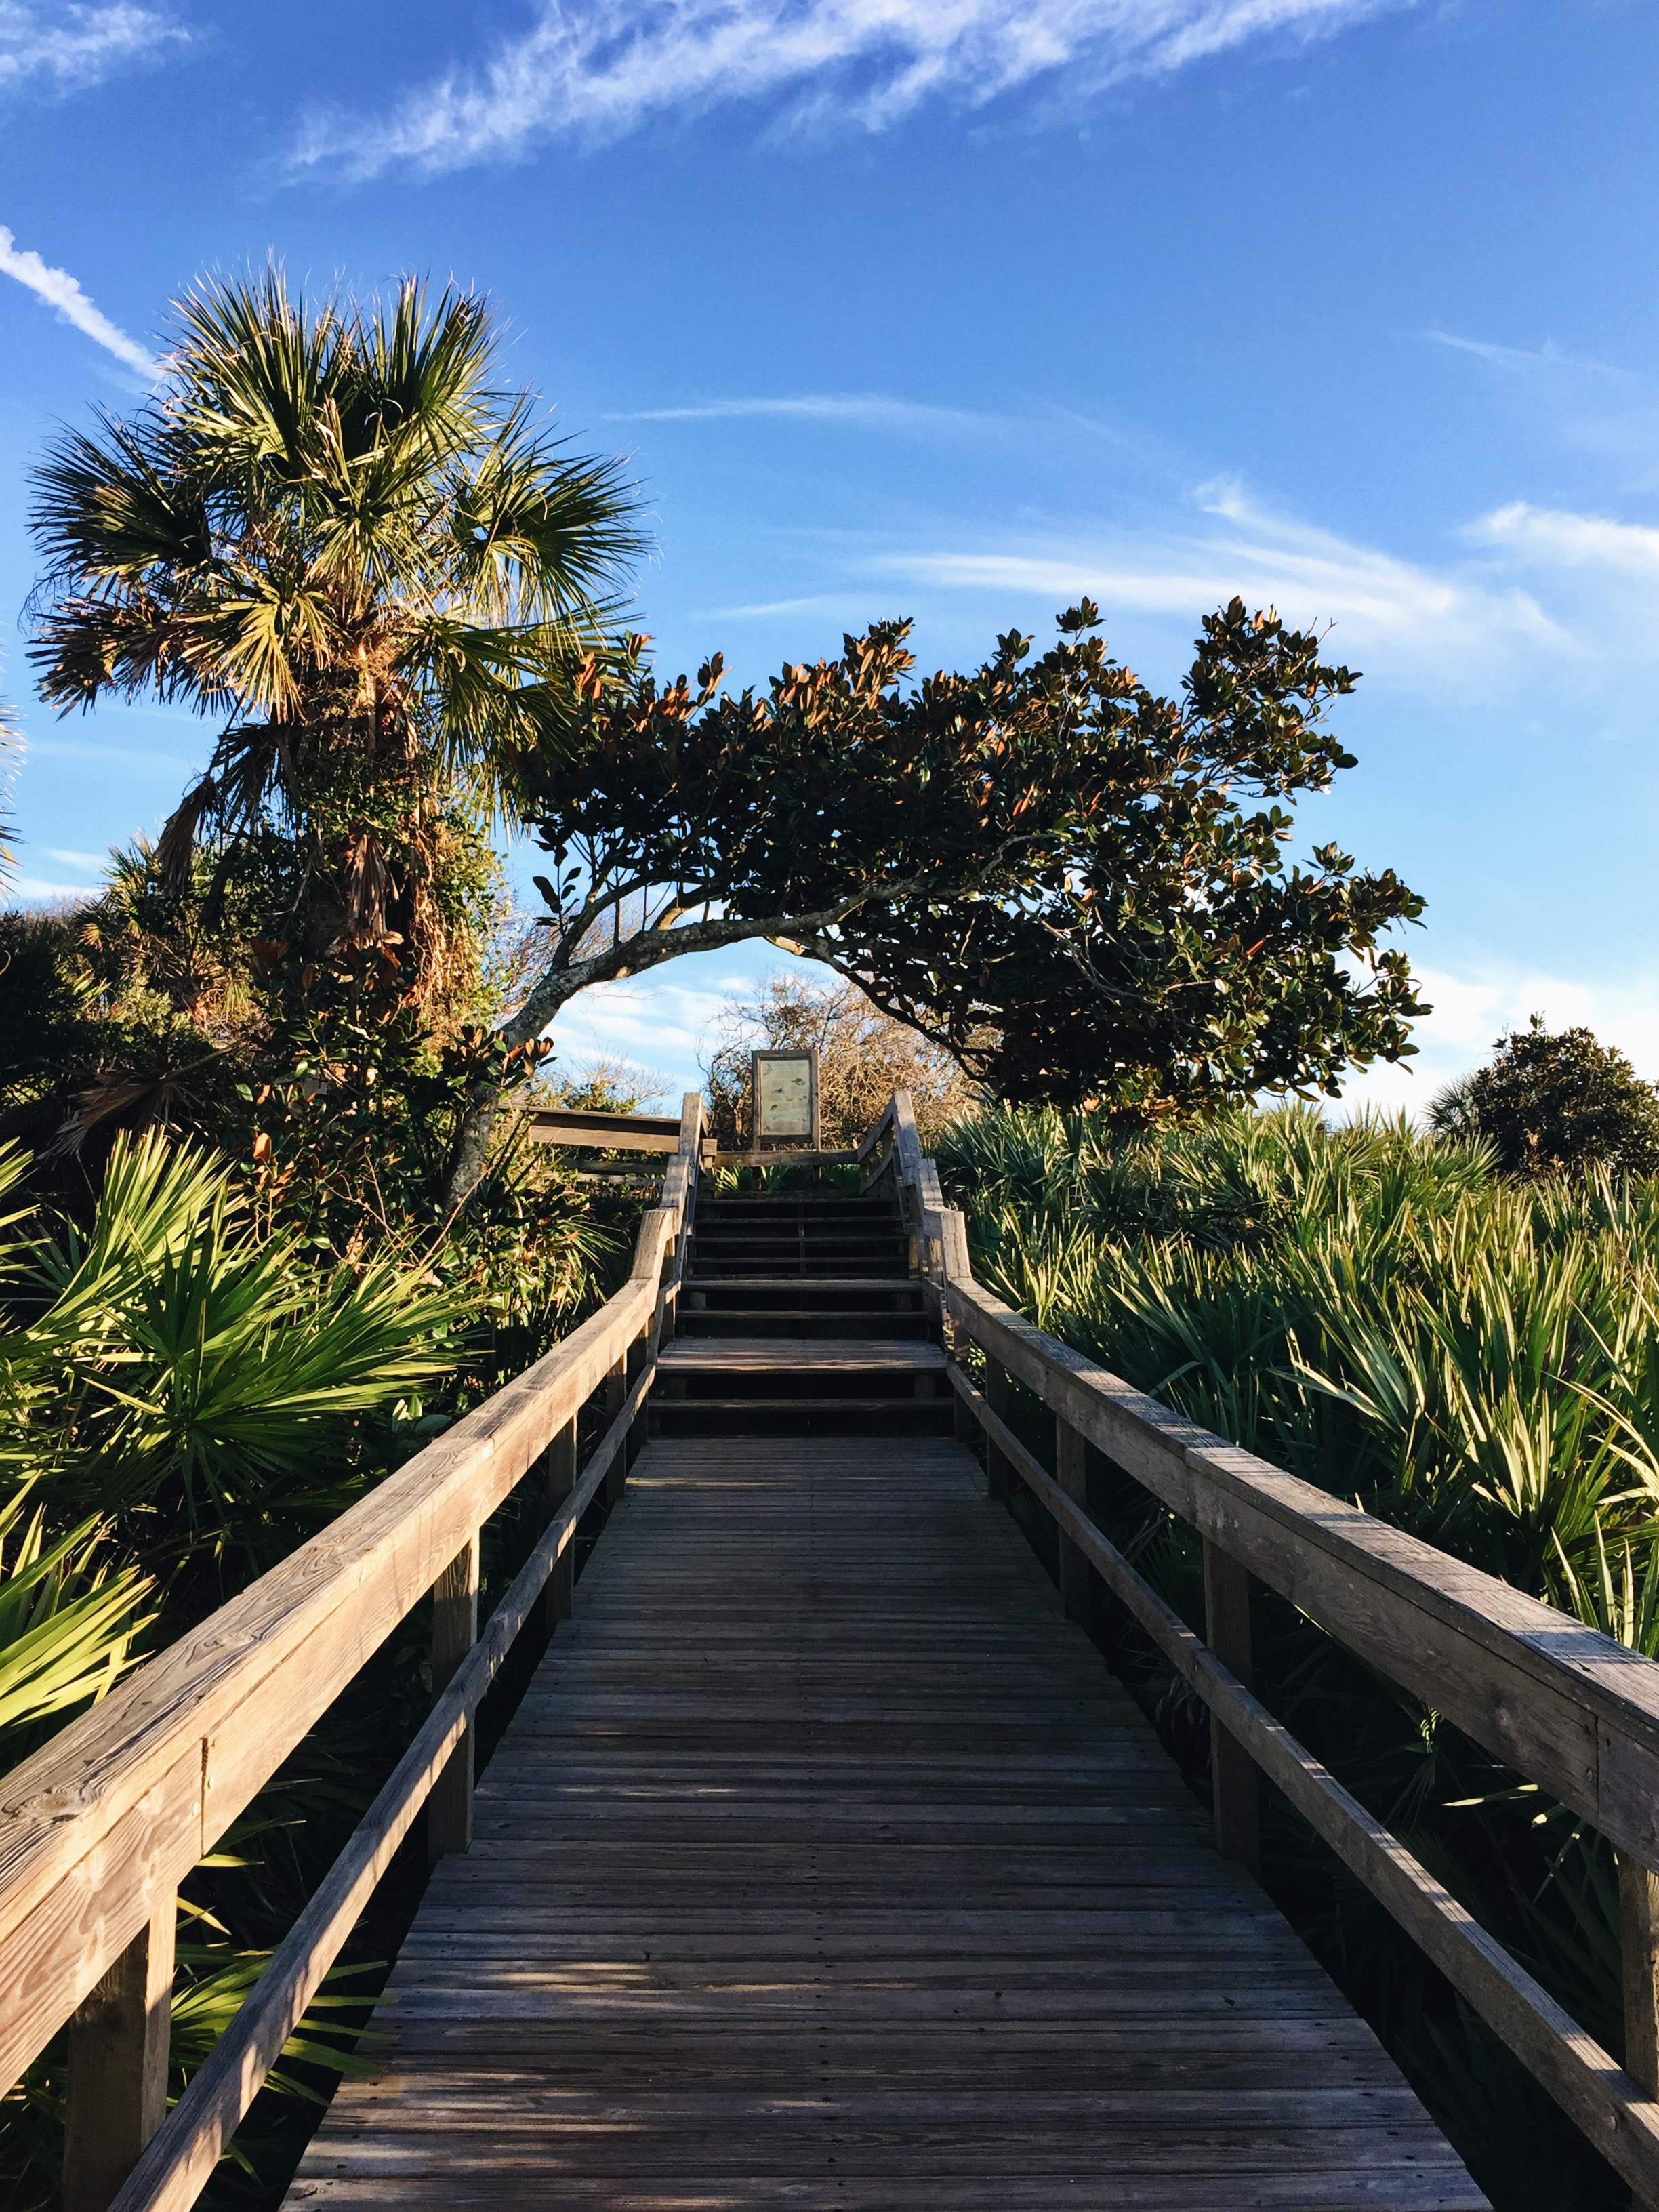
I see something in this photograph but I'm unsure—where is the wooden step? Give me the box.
[676,1300,937,1318]
[653,1395,949,1412]
[685,1275,921,1293]
[658,1338,945,1373]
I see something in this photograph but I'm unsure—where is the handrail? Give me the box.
[525,1106,689,1155]
[0,1092,705,2211]
[888,1114,1659,2207]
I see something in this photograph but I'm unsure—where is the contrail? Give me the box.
[0,226,157,375]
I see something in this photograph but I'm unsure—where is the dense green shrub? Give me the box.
[1431,1015,1659,1178]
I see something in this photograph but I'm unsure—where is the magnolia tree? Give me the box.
[443,596,1426,1203]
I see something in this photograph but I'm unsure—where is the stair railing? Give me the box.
[881,1090,1659,2211]
[0,1093,705,2212]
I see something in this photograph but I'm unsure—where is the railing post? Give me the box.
[983,1361,1012,1502]
[1620,1854,1659,2136]
[537,1416,578,1639]
[1202,1539,1261,1876]
[661,1231,680,1345]
[1054,1418,1090,1627]
[428,1532,480,1864]
[62,1896,176,2212]
[626,1329,649,1470]
[604,1350,630,1506]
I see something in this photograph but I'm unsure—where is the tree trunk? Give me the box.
[441,1085,501,1216]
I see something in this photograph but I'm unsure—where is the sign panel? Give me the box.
[753,1051,817,1144]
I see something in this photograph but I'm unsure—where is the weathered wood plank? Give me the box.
[62,1899,174,2212]
[956,1374,1659,2206]
[427,1535,479,1863]
[659,1339,945,1370]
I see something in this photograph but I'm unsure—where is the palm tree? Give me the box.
[28,269,643,1011]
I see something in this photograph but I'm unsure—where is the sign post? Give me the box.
[751,1048,820,1151]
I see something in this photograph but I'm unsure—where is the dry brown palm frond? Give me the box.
[328,827,398,954]
[155,775,220,888]
[47,1052,225,1158]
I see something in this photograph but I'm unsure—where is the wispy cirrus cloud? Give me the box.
[0,225,157,375]
[1426,330,1625,380]
[0,1,184,94]
[1473,501,1659,579]
[876,482,1564,683]
[291,0,1403,178]
[605,394,998,432]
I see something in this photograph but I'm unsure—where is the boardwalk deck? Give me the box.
[283,1434,1484,2210]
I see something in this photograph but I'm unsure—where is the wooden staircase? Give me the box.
[654,1191,953,1436]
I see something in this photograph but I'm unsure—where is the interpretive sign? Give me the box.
[751,1048,819,1149]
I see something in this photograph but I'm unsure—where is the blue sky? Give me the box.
[1,0,1656,1111]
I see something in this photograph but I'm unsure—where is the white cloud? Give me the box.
[605,394,997,432]
[876,485,1564,685]
[0,225,157,375]
[5,873,101,904]
[546,968,750,1092]
[1338,960,1659,1118]
[1427,331,1624,381]
[23,733,194,771]
[699,594,848,620]
[1474,501,1659,580]
[292,0,1400,178]
[42,846,107,870]
[0,1,182,94]
[537,941,846,1095]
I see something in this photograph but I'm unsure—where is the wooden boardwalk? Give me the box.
[283,1433,1483,2210]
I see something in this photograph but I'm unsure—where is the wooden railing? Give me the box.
[525,1105,697,1155]
[873,1088,1659,2209]
[0,1094,705,2212]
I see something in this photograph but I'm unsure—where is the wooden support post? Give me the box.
[537,1416,578,1639]
[428,1532,480,1864]
[1054,1418,1090,1627]
[1203,1538,1261,1877]
[626,1332,649,1471]
[1620,1853,1659,2141]
[62,1896,175,2212]
[604,1354,628,1506]
[984,1360,1012,1503]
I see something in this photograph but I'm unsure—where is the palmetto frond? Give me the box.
[0,1495,151,1757]
[10,1126,463,1565]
